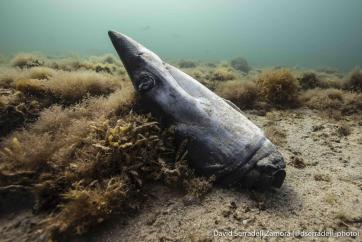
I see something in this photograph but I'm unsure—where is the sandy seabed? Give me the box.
[81,109,362,242]
[0,54,361,241]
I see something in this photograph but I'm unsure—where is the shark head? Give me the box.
[108,30,286,189]
[108,30,172,93]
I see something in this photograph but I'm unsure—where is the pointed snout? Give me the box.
[108,30,142,73]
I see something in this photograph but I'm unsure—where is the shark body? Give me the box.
[108,30,286,188]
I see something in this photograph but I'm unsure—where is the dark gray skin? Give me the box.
[108,30,286,188]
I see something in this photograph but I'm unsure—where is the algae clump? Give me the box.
[257,69,299,106]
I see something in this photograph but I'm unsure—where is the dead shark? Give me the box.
[108,30,286,188]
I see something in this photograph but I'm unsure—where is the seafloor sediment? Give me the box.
[0,53,361,241]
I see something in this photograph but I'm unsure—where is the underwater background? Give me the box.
[0,0,362,71]
[1,1,362,241]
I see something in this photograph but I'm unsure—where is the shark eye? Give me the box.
[136,73,156,92]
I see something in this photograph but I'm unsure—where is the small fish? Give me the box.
[171,33,181,38]
[140,25,151,31]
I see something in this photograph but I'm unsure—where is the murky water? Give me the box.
[0,0,361,70]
